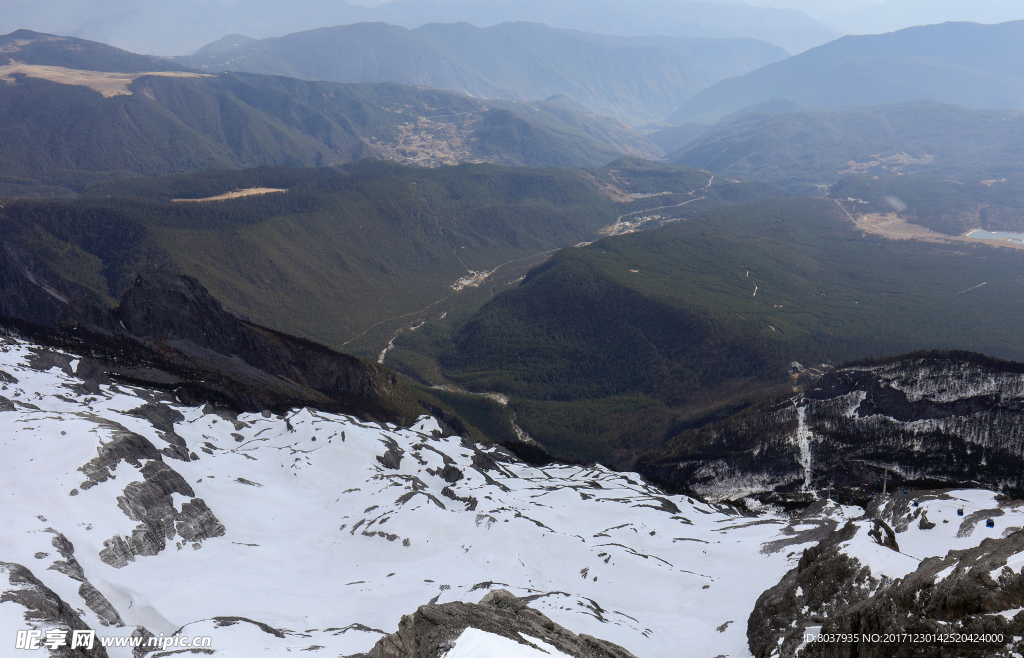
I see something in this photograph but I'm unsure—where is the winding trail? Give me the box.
[958,281,990,294]
[368,247,558,362]
[342,294,455,350]
[583,174,715,244]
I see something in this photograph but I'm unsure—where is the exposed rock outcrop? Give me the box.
[0,561,109,657]
[113,271,412,421]
[1,252,479,445]
[46,532,124,627]
[100,460,224,568]
[360,589,637,658]
[749,522,1024,658]
[0,240,114,331]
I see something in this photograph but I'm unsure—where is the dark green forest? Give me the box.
[393,196,1024,464]
[1,160,767,352]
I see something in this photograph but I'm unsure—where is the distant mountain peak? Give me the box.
[0,29,188,73]
[191,33,258,56]
[176,20,787,126]
[668,19,1024,124]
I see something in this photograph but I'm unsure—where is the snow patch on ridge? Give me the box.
[446,628,573,658]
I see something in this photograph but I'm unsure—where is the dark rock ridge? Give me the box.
[0,250,452,427]
[112,270,411,420]
[638,352,1024,499]
[0,241,115,331]
[58,407,227,568]
[749,511,1024,657]
[356,589,637,658]
[46,532,124,627]
[0,561,109,657]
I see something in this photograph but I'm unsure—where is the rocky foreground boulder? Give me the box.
[356,590,637,658]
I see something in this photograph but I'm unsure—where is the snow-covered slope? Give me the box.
[0,332,824,657]
[5,333,1024,657]
[447,627,574,658]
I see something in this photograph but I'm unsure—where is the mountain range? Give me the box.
[832,173,1024,235]
[829,0,1024,36]
[668,19,1024,124]
[7,152,1024,471]
[7,5,1024,658]
[0,159,774,355]
[0,30,656,196]
[176,21,788,126]
[0,0,838,56]
[668,101,1024,192]
[639,352,1024,500]
[4,325,1024,657]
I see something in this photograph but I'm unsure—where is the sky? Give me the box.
[734,0,1024,32]
[1,0,1023,54]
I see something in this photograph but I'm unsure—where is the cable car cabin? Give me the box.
[902,490,908,496]
[912,501,919,507]
[957,508,964,516]
[987,519,995,528]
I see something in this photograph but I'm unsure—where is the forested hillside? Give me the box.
[0,160,768,354]
[0,31,655,196]
[668,101,1024,192]
[392,196,1024,464]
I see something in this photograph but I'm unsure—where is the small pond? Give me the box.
[966,229,1024,244]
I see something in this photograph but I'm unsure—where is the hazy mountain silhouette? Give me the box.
[668,20,1024,124]
[177,22,787,126]
[0,0,836,55]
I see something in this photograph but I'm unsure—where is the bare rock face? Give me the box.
[46,532,124,628]
[376,438,405,470]
[0,561,109,658]
[98,458,224,568]
[866,519,899,552]
[748,522,870,658]
[807,531,1024,658]
[175,499,226,543]
[749,524,1024,658]
[0,241,115,331]
[113,271,407,420]
[3,266,447,430]
[362,589,637,658]
[78,430,165,491]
